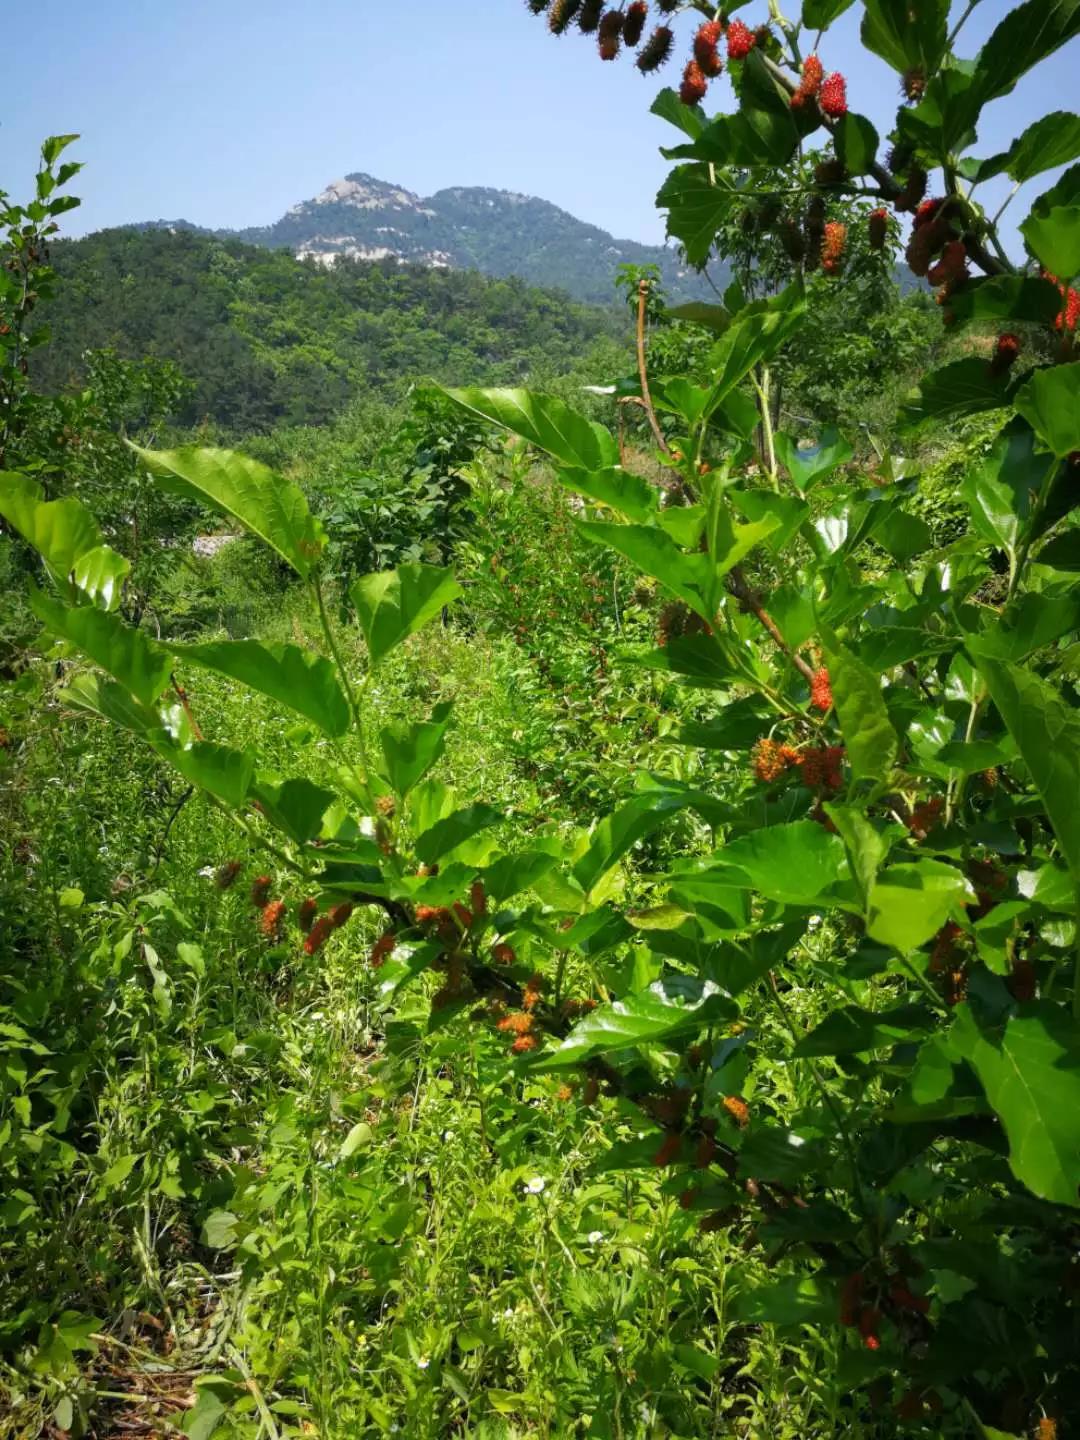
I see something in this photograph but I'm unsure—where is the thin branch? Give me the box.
[635,279,671,458]
[727,565,816,683]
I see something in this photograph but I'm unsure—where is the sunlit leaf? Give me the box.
[171,639,351,737]
[130,444,326,578]
[351,563,462,666]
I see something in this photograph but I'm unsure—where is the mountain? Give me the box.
[143,172,714,307]
[34,228,627,433]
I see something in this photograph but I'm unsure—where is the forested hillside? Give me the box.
[32,227,626,431]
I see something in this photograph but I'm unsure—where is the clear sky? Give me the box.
[1,1,1076,261]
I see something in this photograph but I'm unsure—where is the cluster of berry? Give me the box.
[751,737,845,792]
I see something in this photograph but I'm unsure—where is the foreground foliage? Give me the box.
[4,2,1080,1436]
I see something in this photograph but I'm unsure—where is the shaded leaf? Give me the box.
[952,1001,1080,1209]
[971,654,1080,877]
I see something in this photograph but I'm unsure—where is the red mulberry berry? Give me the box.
[722,1095,749,1128]
[868,207,889,250]
[511,1034,539,1053]
[810,667,833,712]
[370,931,396,968]
[635,24,673,71]
[329,902,354,929]
[492,942,516,964]
[260,899,286,939]
[250,875,272,907]
[680,59,708,105]
[821,221,847,274]
[215,860,242,890]
[470,879,487,917]
[791,52,823,107]
[693,20,723,76]
[304,915,335,955]
[820,71,847,117]
[726,19,755,59]
[297,897,318,933]
[623,0,648,46]
[752,737,788,783]
[694,1133,717,1168]
[453,901,474,931]
[990,332,1020,376]
[522,972,544,1011]
[1056,286,1080,332]
[497,1011,535,1035]
[908,796,943,840]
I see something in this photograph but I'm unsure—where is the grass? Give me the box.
[2,560,918,1440]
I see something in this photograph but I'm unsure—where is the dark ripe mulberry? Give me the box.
[815,157,846,187]
[651,1132,682,1166]
[526,0,550,12]
[868,207,889,250]
[329,901,354,929]
[297,897,318,933]
[250,875,272,907]
[578,0,604,30]
[657,600,707,646]
[926,238,969,288]
[886,142,914,176]
[902,66,926,102]
[597,8,623,58]
[990,332,1021,376]
[215,859,243,890]
[779,218,807,262]
[680,58,708,105]
[635,23,673,71]
[304,915,335,955]
[548,0,582,34]
[894,165,928,213]
[623,0,648,46]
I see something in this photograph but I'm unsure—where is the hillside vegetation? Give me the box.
[32,228,626,432]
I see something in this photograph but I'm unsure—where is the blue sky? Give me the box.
[1,1,1076,261]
